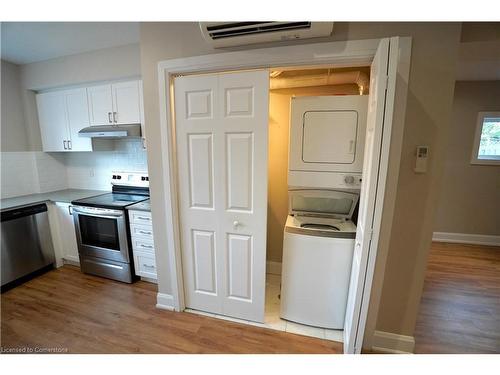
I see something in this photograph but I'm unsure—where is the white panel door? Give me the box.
[87,84,113,126]
[112,80,142,125]
[344,38,390,354]
[217,72,268,322]
[176,74,222,314]
[175,70,269,322]
[36,91,68,152]
[64,88,92,152]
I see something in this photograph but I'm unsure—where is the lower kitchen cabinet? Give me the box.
[49,202,80,265]
[128,209,157,281]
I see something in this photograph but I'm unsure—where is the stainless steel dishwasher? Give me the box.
[1,203,55,289]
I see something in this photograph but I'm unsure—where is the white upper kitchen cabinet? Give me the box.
[87,84,114,126]
[36,91,69,152]
[65,89,93,151]
[87,80,142,126]
[36,88,92,152]
[112,81,142,125]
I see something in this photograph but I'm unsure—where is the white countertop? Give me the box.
[0,189,108,211]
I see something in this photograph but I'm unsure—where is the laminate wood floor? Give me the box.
[414,242,500,354]
[1,265,342,354]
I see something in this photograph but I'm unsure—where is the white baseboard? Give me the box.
[371,330,415,354]
[266,261,282,275]
[432,232,500,247]
[156,293,175,311]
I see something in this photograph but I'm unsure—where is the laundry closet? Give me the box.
[266,67,369,339]
[172,65,371,342]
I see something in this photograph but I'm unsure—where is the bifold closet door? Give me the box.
[343,38,391,353]
[174,70,269,322]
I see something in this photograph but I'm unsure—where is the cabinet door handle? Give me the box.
[68,140,72,150]
[113,111,117,123]
[141,244,154,249]
[143,264,155,270]
[137,216,151,221]
[139,230,152,235]
[68,205,73,216]
[63,140,67,150]
[108,112,112,123]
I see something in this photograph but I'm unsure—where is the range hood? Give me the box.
[78,124,142,138]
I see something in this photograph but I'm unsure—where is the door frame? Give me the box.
[155,37,412,352]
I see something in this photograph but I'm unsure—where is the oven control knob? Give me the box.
[141,177,145,181]
[344,175,355,185]
[112,175,117,179]
[117,175,122,179]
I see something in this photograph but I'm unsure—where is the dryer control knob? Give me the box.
[344,175,355,185]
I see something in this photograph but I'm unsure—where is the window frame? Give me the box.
[470,111,500,166]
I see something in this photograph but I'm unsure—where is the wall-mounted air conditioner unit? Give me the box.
[199,22,334,48]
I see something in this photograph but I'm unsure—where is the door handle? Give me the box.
[68,140,72,150]
[63,140,67,150]
[113,112,117,123]
[233,221,241,229]
[108,112,112,123]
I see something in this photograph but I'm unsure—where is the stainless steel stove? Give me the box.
[71,171,149,283]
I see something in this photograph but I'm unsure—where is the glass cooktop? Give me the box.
[72,193,149,209]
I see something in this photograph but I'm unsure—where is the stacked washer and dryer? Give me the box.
[280,95,368,329]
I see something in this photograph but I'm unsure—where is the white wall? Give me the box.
[1,60,30,151]
[1,152,67,198]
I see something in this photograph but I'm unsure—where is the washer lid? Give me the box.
[288,189,359,220]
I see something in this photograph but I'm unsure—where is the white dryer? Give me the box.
[288,95,368,189]
[280,189,358,329]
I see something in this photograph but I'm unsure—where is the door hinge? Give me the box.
[368,229,374,241]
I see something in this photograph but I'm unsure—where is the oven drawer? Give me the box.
[133,251,157,279]
[129,210,152,226]
[129,223,154,240]
[131,236,155,254]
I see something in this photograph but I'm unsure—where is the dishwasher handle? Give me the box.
[1,203,48,222]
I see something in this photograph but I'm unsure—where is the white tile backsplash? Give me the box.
[1,139,147,198]
[65,140,147,190]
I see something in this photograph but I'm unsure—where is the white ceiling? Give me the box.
[1,22,140,65]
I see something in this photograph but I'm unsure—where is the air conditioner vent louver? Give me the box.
[200,22,334,48]
[207,22,312,40]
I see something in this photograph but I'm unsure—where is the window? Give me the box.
[471,112,500,165]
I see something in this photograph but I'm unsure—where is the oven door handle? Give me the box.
[72,207,124,219]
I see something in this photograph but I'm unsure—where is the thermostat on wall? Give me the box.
[414,145,429,173]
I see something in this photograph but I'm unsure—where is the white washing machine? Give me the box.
[288,95,368,189]
[280,189,358,329]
